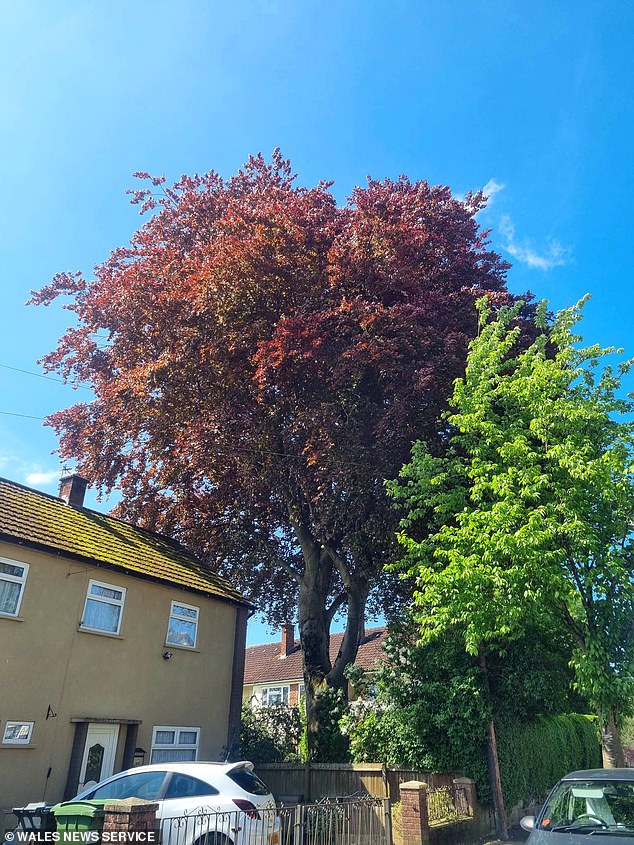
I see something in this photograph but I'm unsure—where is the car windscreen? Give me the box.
[227,767,270,796]
[539,779,634,832]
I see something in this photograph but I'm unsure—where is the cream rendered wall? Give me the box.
[0,540,239,828]
[243,684,256,706]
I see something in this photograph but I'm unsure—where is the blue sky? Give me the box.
[1,1,633,644]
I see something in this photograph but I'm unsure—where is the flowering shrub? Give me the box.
[239,703,304,764]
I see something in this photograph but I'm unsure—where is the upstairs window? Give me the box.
[261,686,289,706]
[166,601,199,648]
[81,580,126,635]
[0,558,29,617]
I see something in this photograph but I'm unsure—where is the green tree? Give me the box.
[389,298,634,833]
[342,621,585,801]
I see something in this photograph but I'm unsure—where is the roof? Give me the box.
[0,476,251,607]
[562,769,634,781]
[243,626,387,685]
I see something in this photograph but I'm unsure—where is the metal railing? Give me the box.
[428,786,459,823]
[161,805,279,845]
[161,796,392,845]
[427,784,471,823]
[279,797,392,845]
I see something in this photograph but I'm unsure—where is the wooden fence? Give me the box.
[254,762,458,804]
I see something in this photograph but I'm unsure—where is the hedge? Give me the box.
[494,713,601,809]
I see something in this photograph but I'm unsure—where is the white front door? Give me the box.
[79,724,120,789]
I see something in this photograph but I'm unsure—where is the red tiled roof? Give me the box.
[244,626,387,685]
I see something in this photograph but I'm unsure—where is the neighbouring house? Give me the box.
[0,474,253,827]
[243,623,388,708]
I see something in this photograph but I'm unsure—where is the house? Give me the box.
[0,474,253,827]
[243,623,387,708]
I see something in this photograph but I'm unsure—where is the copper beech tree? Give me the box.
[32,152,520,758]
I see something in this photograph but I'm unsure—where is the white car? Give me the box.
[73,761,280,845]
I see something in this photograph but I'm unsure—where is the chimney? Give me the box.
[59,474,88,508]
[280,623,295,658]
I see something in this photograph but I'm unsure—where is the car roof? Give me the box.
[562,769,634,781]
[110,761,255,777]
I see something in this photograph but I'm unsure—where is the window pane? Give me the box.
[266,687,289,705]
[155,730,176,744]
[164,775,218,799]
[172,604,197,619]
[167,618,196,647]
[3,723,32,743]
[91,771,166,800]
[0,561,25,578]
[179,731,198,745]
[90,584,122,601]
[150,748,197,763]
[0,581,20,615]
[83,599,121,632]
[227,768,270,796]
[85,743,105,784]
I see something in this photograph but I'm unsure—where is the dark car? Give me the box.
[522,769,634,845]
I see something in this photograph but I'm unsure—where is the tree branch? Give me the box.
[328,579,369,689]
[557,600,586,649]
[279,557,302,585]
[325,541,352,588]
[326,591,347,625]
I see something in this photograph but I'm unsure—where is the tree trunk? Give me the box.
[298,547,332,761]
[327,576,369,692]
[601,709,625,768]
[479,646,509,840]
[295,537,368,761]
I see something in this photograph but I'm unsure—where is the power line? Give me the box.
[0,411,46,420]
[0,362,91,390]
[0,364,377,464]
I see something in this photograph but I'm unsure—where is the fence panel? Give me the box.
[255,762,459,803]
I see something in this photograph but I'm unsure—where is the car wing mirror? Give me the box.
[520,815,536,832]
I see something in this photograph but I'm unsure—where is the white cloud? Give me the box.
[498,214,570,271]
[462,178,504,215]
[481,178,505,205]
[25,470,60,487]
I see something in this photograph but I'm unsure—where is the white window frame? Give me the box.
[0,557,29,618]
[166,601,199,649]
[80,579,126,635]
[3,721,34,744]
[150,726,200,763]
[260,685,290,706]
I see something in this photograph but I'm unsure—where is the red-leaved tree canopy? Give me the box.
[32,152,523,758]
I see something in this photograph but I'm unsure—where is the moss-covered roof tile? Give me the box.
[0,477,251,607]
